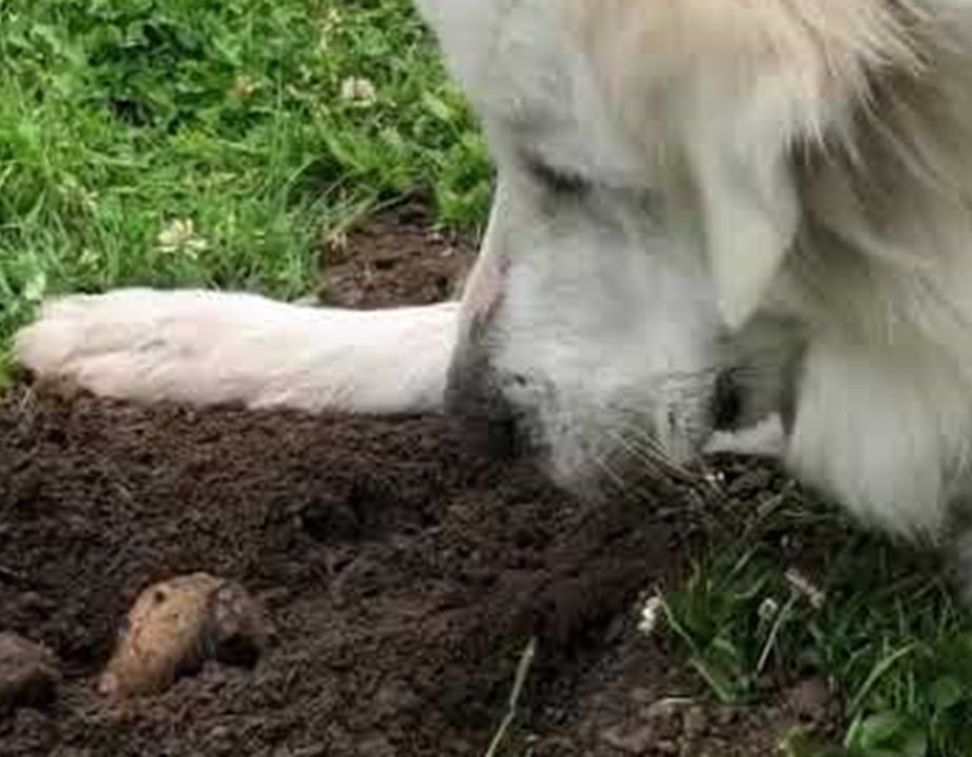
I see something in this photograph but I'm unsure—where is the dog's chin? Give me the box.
[526,412,710,503]
[538,445,697,508]
[534,402,791,502]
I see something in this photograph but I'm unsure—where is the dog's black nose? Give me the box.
[445,343,528,461]
[446,376,527,460]
[460,412,525,460]
[711,369,745,430]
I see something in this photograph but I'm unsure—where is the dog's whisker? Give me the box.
[609,421,697,484]
[588,448,659,506]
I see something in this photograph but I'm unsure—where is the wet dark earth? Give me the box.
[0,209,837,755]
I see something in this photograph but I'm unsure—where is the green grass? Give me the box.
[3,2,972,755]
[659,483,972,757]
[0,0,490,352]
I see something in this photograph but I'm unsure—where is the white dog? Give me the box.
[16,1,972,569]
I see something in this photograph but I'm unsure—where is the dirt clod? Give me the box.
[0,633,59,713]
[319,203,473,309]
[785,677,831,723]
[601,723,658,754]
[682,705,709,740]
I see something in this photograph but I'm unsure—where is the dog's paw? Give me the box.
[18,290,157,379]
[14,288,457,413]
[14,288,266,404]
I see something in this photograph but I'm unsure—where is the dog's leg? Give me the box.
[15,289,458,414]
[785,338,967,539]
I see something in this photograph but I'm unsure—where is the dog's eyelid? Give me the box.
[521,151,590,195]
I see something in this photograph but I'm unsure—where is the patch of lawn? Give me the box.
[660,482,972,757]
[0,0,490,354]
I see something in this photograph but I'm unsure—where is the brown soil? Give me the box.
[318,203,473,309]
[0,208,829,756]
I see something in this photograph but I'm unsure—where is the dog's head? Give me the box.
[417,0,921,490]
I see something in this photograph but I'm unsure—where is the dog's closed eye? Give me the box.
[521,151,590,196]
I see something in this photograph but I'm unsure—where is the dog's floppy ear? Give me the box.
[679,29,868,331]
[687,104,800,330]
[580,0,921,329]
[687,2,925,330]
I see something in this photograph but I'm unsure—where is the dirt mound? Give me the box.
[319,203,472,309]
[0,211,819,755]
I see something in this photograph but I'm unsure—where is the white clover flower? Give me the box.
[232,74,257,99]
[340,77,378,107]
[758,597,780,622]
[638,595,665,637]
[157,219,209,258]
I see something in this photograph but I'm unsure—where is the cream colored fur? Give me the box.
[17,290,457,414]
[570,0,972,539]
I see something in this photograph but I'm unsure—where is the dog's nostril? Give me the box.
[712,370,744,430]
[482,415,522,461]
[446,363,527,461]
[449,408,525,461]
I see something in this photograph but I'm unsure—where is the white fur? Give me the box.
[706,416,787,458]
[786,337,972,537]
[490,177,722,478]
[16,289,457,414]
